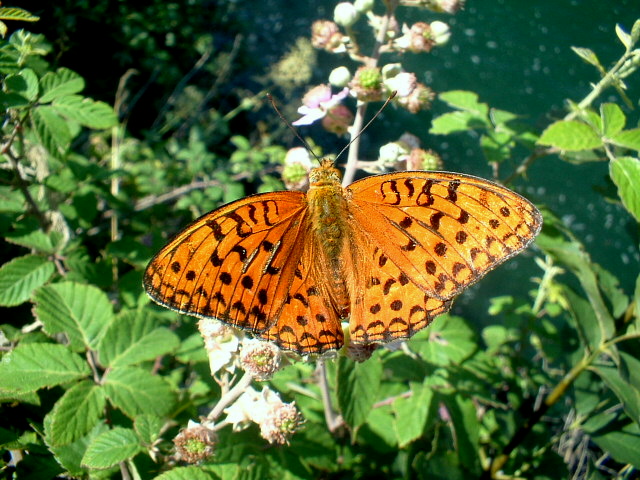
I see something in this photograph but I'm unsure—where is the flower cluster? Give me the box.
[225,387,304,445]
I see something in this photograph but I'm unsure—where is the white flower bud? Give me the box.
[430,21,451,45]
[334,2,358,27]
[329,66,352,87]
[354,0,374,13]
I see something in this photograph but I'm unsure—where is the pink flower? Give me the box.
[292,85,349,126]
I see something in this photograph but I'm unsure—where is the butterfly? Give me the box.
[144,158,542,355]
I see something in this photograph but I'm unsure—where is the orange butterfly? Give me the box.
[144,159,542,355]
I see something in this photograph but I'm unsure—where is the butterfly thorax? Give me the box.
[307,160,349,259]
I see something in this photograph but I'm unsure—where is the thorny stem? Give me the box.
[2,117,52,232]
[317,359,343,432]
[206,372,254,422]
[341,2,395,186]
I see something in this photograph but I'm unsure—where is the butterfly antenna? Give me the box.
[267,93,323,163]
[335,91,397,160]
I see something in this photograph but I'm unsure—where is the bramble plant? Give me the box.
[0,2,639,479]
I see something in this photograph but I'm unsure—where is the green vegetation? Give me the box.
[1,2,639,479]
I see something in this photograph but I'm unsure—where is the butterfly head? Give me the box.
[309,158,342,186]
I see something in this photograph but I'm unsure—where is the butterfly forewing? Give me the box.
[144,191,309,332]
[347,171,542,301]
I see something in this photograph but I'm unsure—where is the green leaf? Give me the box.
[412,315,477,366]
[571,46,604,70]
[444,394,481,473]
[563,289,603,352]
[52,95,117,129]
[0,343,90,393]
[33,282,114,351]
[438,90,489,116]
[0,254,55,306]
[0,91,29,109]
[0,7,39,22]
[600,103,626,136]
[81,427,141,469]
[632,19,640,45]
[610,156,640,222]
[594,264,629,318]
[538,120,603,151]
[393,380,434,447]
[609,128,640,151]
[134,414,164,446]
[103,366,175,417]
[536,230,616,345]
[336,356,382,430]
[49,423,110,478]
[430,111,488,134]
[615,24,633,49]
[620,351,640,395]
[635,274,640,322]
[45,381,106,446]
[154,467,217,480]
[39,67,85,103]
[480,131,513,163]
[98,310,179,368]
[31,105,72,156]
[5,68,38,101]
[5,223,66,254]
[590,422,640,468]
[592,364,640,424]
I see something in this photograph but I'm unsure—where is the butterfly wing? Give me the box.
[145,191,308,332]
[349,241,453,344]
[347,171,542,301]
[262,255,344,354]
[144,191,344,354]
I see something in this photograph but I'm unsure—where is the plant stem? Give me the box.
[206,372,253,422]
[317,359,343,432]
[341,2,395,186]
[486,351,594,477]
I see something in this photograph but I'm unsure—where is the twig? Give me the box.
[485,331,640,478]
[342,2,395,186]
[2,125,52,231]
[317,359,343,432]
[206,372,253,422]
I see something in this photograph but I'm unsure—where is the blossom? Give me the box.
[395,22,436,53]
[239,339,282,381]
[384,71,417,98]
[408,148,443,170]
[224,386,304,444]
[198,318,243,375]
[430,21,451,45]
[282,147,314,190]
[322,104,354,135]
[173,421,217,464]
[329,66,352,87]
[334,2,359,27]
[396,82,435,113]
[349,66,384,102]
[292,85,349,126]
[311,20,345,52]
